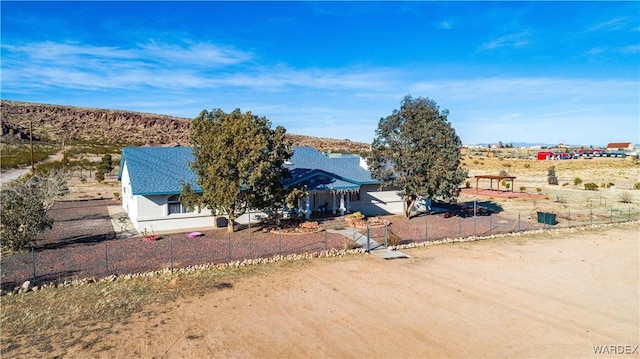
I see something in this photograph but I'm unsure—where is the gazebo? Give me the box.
[474,175,516,193]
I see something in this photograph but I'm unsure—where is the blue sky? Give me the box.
[2,1,639,146]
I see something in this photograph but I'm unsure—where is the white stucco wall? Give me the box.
[128,194,213,234]
[351,184,404,215]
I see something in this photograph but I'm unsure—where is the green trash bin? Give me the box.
[545,213,557,225]
[537,211,556,225]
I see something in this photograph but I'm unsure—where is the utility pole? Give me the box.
[30,119,35,172]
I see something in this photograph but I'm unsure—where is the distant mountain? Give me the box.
[0,100,370,153]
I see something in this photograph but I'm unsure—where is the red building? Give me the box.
[537,151,554,160]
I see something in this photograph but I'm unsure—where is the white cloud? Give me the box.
[589,17,633,32]
[437,20,453,30]
[2,40,638,145]
[479,31,531,51]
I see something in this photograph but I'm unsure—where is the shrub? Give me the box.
[536,187,542,194]
[502,162,512,168]
[574,177,582,186]
[619,192,633,204]
[547,166,558,185]
[584,183,599,191]
[499,170,509,176]
[635,183,640,190]
[519,186,527,192]
[387,230,402,246]
[465,181,471,188]
[298,221,320,229]
[523,163,531,169]
[473,160,479,165]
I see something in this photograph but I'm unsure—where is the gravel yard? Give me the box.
[1,197,555,292]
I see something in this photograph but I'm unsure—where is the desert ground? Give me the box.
[2,224,638,358]
[63,226,640,357]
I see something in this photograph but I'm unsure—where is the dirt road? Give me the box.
[81,225,639,358]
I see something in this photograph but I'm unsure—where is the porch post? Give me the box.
[305,195,311,219]
[339,193,346,215]
[346,192,351,213]
[332,192,337,214]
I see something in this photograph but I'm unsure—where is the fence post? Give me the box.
[324,225,327,251]
[489,214,492,235]
[227,232,231,263]
[31,247,36,283]
[366,224,371,254]
[610,206,613,223]
[590,207,593,225]
[568,209,571,228]
[169,236,174,272]
[280,228,283,256]
[104,241,109,276]
[384,223,388,247]
[425,214,428,241]
[473,201,477,236]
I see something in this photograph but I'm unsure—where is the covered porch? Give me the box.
[283,168,361,219]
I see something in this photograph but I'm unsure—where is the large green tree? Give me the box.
[1,168,69,252]
[367,95,467,218]
[181,108,292,232]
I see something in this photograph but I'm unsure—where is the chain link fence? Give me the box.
[1,199,638,292]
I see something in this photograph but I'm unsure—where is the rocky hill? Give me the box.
[0,100,369,152]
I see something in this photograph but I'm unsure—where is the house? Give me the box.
[606,142,633,151]
[118,146,215,234]
[537,151,555,160]
[118,146,403,234]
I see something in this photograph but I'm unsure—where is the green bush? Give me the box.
[574,177,582,186]
[635,183,640,190]
[584,183,599,191]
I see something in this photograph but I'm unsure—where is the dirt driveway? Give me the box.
[87,225,639,358]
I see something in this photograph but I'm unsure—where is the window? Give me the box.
[167,194,189,215]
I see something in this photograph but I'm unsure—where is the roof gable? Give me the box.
[285,146,378,185]
[283,168,360,191]
[119,147,200,196]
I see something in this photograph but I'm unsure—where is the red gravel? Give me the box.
[0,198,593,292]
[0,200,347,291]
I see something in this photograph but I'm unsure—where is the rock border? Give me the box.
[3,221,638,296]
